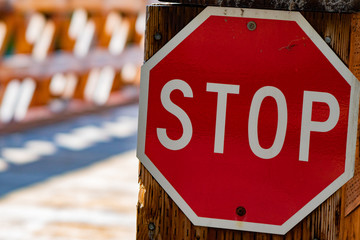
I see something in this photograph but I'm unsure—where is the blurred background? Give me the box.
[0,0,157,239]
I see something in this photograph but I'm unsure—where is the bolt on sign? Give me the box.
[137,7,360,235]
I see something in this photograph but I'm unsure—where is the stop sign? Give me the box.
[137,7,360,234]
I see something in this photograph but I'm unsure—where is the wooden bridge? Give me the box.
[0,0,146,133]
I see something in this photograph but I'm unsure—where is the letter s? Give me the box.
[157,79,193,150]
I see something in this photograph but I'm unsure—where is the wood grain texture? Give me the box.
[137,4,355,240]
[340,12,360,240]
[157,0,360,13]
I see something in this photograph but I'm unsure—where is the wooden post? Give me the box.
[137,3,360,239]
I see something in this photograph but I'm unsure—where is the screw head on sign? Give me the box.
[236,206,246,216]
[154,32,162,41]
[247,21,257,31]
[325,36,331,44]
[148,222,156,231]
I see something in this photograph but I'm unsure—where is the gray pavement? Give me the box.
[0,104,139,240]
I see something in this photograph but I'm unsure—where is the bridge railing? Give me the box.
[0,0,145,131]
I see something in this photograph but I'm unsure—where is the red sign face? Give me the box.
[138,7,360,234]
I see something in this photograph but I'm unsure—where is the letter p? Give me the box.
[299,91,340,162]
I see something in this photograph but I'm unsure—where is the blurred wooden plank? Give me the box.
[0,87,139,135]
[12,0,145,14]
[0,46,143,81]
[13,0,68,12]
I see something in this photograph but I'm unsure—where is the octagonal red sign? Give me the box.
[137,7,360,234]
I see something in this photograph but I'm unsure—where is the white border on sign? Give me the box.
[137,7,360,235]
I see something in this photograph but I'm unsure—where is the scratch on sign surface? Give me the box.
[279,37,307,51]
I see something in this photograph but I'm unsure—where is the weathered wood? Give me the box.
[158,0,360,13]
[340,12,360,240]
[341,207,360,239]
[344,13,360,217]
[137,4,356,240]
